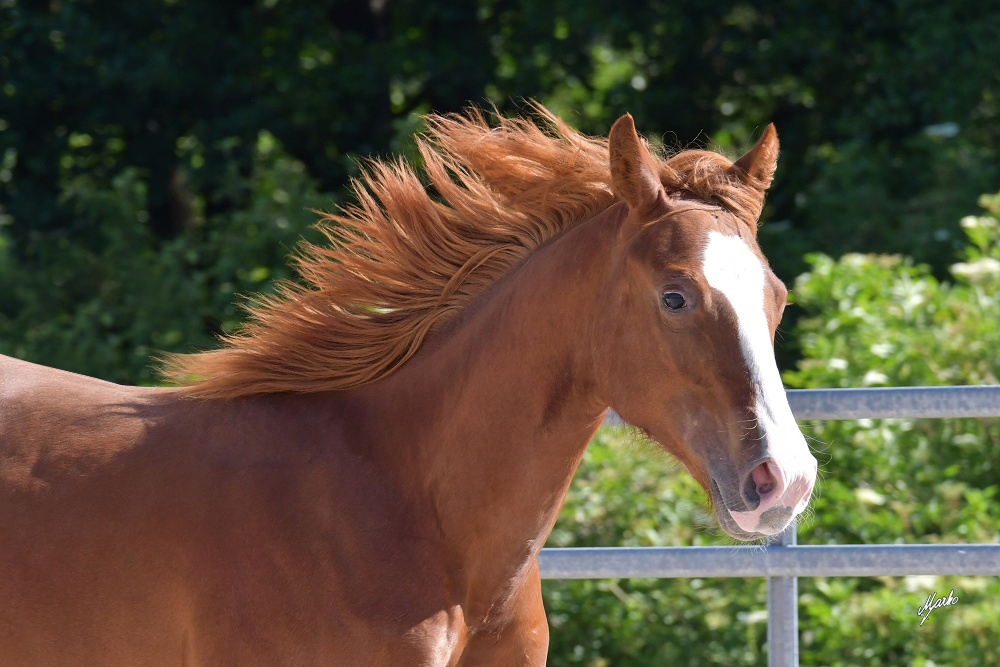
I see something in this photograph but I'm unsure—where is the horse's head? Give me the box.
[596,114,817,541]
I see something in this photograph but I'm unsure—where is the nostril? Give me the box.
[737,461,786,512]
[751,461,777,498]
[740,473,760,510]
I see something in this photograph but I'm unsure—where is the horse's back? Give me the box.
[0,356,333,663]
[0,356,464,665]
[0,355,162,491]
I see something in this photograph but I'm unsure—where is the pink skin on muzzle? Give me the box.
[729,460,816,534]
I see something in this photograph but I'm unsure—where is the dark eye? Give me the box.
[661,291,686,310]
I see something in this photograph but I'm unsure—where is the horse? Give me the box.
[0,106,817,666]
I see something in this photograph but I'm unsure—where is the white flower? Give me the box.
[960,214,998,230]
[903,575,938,592]
[843,253,868,267]
[855,487,886,505]
[828,358,848,370]
[742,610,768,624]
[870,343,894,358]
[863,370,889,385]
[951,257,1000,281]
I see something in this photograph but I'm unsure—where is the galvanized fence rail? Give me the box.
[538,385,1000,667]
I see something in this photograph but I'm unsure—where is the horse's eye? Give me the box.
[661,291,686,310]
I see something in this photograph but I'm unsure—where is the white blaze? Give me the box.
[701,231,815,530]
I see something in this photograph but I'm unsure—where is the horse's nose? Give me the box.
[730,457,816,535]
[739,460,785,511]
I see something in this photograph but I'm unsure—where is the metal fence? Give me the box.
[538,385,1000,667]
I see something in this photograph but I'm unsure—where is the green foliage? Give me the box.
[787,194,1000,664]
[787,194,1000,543]
[0,132,330,383]
[545,431,771,666]
[1,1,998,663]
[4,0,1000,288]
[542,196,1000,666]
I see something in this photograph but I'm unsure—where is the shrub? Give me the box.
[0,132,330,384]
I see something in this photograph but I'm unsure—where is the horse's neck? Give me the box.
[349,205,623,601]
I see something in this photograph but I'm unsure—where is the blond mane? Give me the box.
[162,105,765,398]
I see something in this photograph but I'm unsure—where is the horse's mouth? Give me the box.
[709,478,768,542]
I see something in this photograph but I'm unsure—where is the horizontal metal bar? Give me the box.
[538,544,1000,579]
[785,385,1000,420]
[603,386,1000,425]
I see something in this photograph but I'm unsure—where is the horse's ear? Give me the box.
[730,123,779,191]
[609,113,666,214]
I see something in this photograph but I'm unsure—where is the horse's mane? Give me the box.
[162,105,765,398]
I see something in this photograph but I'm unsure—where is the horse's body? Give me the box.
[0,109,816,665]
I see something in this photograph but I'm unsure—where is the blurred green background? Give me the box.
[1,1,997,664]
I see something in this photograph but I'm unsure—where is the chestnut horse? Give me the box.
[0,108,816,665]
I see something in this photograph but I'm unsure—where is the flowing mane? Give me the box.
[5,104,816,664]
[162,105,770,398]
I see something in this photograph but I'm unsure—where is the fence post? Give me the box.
[767,525,798,667]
